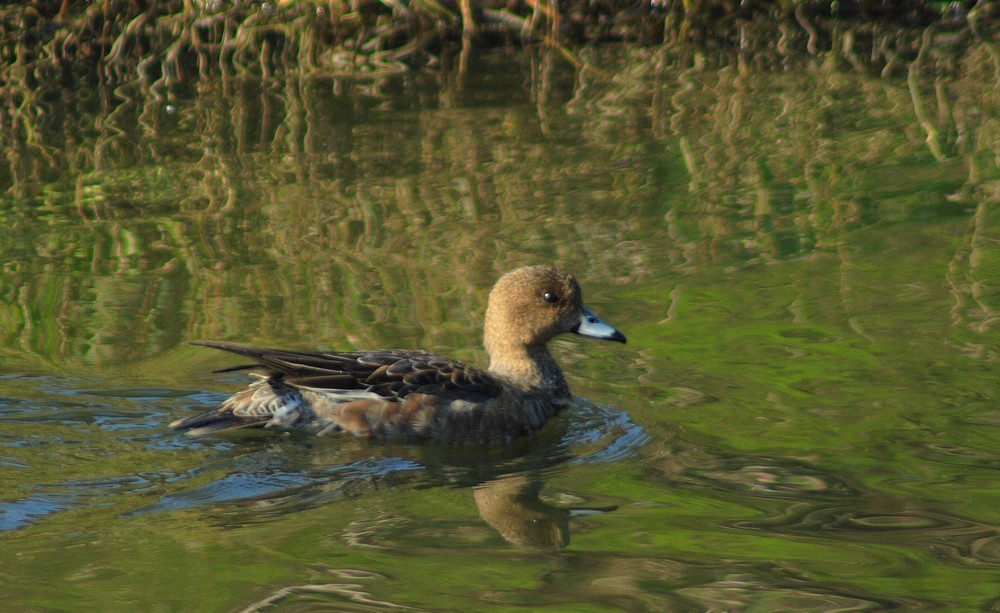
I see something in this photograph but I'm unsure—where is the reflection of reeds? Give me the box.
[0,30,997,368]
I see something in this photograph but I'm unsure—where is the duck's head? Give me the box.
[483,265,626,361]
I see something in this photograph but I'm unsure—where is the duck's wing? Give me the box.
[171,341,506,437]
[189,340,502,399]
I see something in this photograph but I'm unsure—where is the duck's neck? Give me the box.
[486,342,569,399]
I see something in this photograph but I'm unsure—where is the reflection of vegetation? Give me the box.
[2,27,997,369]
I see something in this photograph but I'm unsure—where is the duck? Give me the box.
[170,265,626,443]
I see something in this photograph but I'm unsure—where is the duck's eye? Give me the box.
[542,291,559,304]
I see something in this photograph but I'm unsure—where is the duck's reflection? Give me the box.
[158,399,636,548]
[473,471,572,549]
[414,422,617,549]
[158,446,616,549]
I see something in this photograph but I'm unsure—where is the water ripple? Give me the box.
[133,471,315,513]
[684,459,862,499]
[0,495,74,531]
[677,573,931,612]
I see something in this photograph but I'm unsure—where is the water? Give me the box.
[2,43,999,611]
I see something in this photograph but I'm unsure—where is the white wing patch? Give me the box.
[266,394,304,429]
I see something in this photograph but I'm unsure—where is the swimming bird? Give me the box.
[171,265,626,443]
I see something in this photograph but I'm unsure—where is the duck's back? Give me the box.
[171,341,559,442]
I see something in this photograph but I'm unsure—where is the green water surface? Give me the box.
[1,45,999,611]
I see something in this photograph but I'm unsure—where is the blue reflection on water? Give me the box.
[0,496,73,531]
